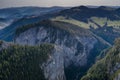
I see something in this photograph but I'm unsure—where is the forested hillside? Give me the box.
[81,38,120,80]
[0,41,53,80]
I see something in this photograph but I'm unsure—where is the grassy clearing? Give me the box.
[52,16,120,29]
[91,17,120,28]
[51,16,90,29]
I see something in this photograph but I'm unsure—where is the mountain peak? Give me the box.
[98,6,107,9]
[78,6,89,9]
[71,5,89,10]
[98,6,115,11]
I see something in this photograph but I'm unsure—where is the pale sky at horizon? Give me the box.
[0,0,120,8]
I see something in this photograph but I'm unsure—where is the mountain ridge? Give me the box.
[14,19,109,80]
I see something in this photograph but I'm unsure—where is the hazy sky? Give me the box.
[0,0,120,8]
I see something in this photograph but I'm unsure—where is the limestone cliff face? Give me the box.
[15,27,96,66]
[114,74,120,80]
[41,45,66,80]
[14,20,109,80]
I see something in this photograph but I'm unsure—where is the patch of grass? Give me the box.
[51,16,90,29]
[90,17,120,28]
[90,17,108,27]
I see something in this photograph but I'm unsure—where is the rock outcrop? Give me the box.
[14,20,109,80]
[42,45,66,80]
[0,40,13,50]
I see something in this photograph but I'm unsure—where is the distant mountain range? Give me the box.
[0,6,68,30]
[87,5,120,8]
[0,6,67,41]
